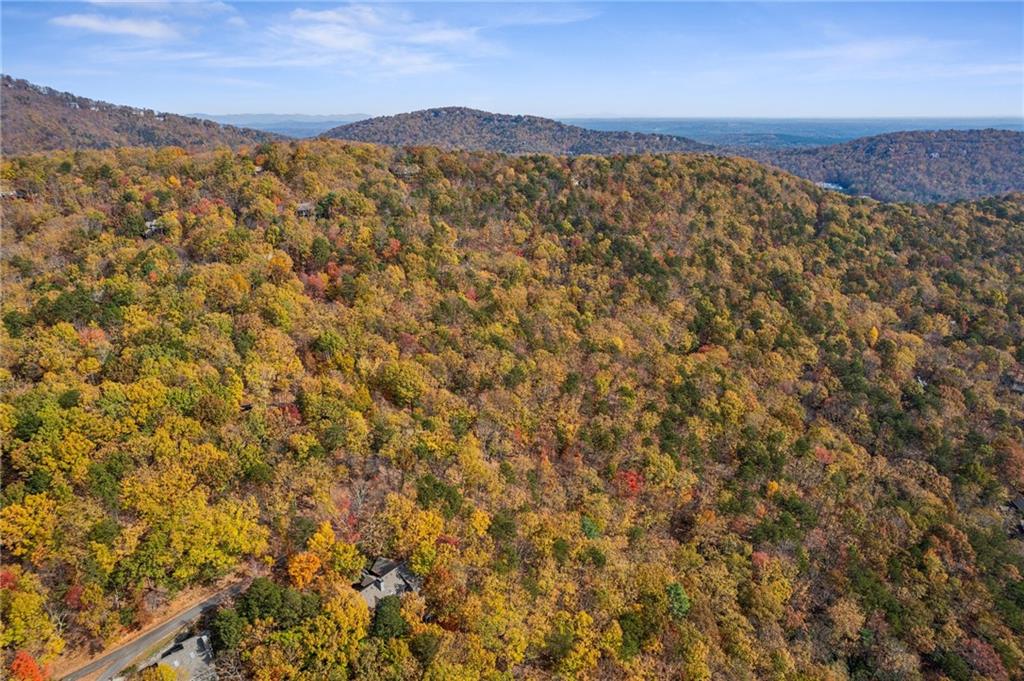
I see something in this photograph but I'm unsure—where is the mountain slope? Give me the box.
[1,75,277,154]
[323,106,710,154]
[5,77,1019,204]
[325,107,1024,202]
[753,129,1024,203]
[3,141,1024,680]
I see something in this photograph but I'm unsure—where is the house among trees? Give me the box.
[353,557,420,609]
[390,162,420,179]
[143,219,164,238]
[296,202,314,218]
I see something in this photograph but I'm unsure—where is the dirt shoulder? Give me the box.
[52,570,255,680]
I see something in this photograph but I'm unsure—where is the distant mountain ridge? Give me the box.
[193,113,370,124]
[325,107,1024,202]
[1,75,276,155]
[748,129,1024,203]
[3,77,1021,203]
[562,116,1024,149]
[192,113,369,138]
[323,106,712,155]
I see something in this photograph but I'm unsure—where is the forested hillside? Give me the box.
[326,109,1024,203]
[1,76,276,156]
[5,76,1021,204]
[753,129,1024,203]
[2,141,1024,680]
[324,107,710,155]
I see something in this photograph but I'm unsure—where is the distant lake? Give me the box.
[561,117,1024,149]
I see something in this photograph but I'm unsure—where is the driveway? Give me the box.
[61,582,245,681]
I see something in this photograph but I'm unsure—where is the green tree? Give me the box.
[371,595,410,640]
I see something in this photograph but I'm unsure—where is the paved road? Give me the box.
[61,583,245,681]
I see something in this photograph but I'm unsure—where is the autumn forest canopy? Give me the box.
[1,139,1024,681]
[5,76,1023,205]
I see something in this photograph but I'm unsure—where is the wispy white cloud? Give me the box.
[268,5,493,74]
[160,4,591,75]
[51,13,179,40]
[51,3,597,77]
[97,47,218,62]
[406,26,479,47]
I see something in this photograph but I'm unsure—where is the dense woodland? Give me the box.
[749,130,1024,204]
[0,76,276,157]
[2,141,1024,681]
[325,108,710,156]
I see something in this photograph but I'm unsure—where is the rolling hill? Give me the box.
[3,77,1021,203]
[323,106,711,155]
[325,107,1024,202]
[1,75,277,155]
[751,129,1024,203]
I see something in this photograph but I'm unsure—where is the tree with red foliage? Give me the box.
[382,238,401,260]
[614,469,644,498]
[64,584,84,610]
[962,638,1009,681]
[9,651,45,681]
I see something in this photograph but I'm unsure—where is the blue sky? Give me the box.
[2,2,1021,117]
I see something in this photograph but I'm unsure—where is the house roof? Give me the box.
[396,563,422,591]
[369,557,399,577]
[353,557,420,609]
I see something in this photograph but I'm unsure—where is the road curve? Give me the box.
[61,582,246,681]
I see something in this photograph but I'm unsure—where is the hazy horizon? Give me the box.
[183,107,1024,143]
[195,113,1023,122]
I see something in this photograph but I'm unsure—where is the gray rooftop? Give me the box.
[353,557,420,609]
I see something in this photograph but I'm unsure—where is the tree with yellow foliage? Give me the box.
[0,494,57,565]
[0,567,65,660]
[307,521,363,580]
[287,551,322,589]
[134,663,177,681]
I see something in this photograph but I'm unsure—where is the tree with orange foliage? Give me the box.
[287,551,322,589]
[9,651,45,681]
